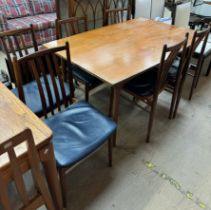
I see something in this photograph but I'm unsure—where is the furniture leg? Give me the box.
[195,56,205,88]
[108,138,113,167]
[146,97,158,143]
[109,86,121,146]
[39,143,63,210]
[206,58,211,76]
[58,168,67,209]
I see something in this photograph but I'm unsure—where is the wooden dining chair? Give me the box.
[0,129,56,210]
[167,28,210,119]
[188,26,210,100]
[193,19,211,78]
[104,7,131,25]
[56,17,102,102]
[0,25,38,84]
[123,35,188,143]
[12,43,117,208]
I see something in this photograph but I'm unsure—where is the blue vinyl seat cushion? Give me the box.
[12,75,71,116]
[45,101,117,167]
[72,64,102,87]
[124,70,157,97]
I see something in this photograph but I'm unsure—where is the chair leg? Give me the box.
[85,84,89,102]
[195,57,205,89]
[206,59,211,76]
[173,76,186,119]
[108,138,113,167]
[146,98,158,143]
[58,168,67,209]
[169,85,178,119]
[189,63,202,100]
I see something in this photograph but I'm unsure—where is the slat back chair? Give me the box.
[104,7,131,25]
[124,35,188,143]
[12,44,116,209]
[12,42,74,118]
[0,129,55,210]
[56,17,102,102]
[195,19,211,77]
[0,25,38,84]
[171,27,211,118]
[188,25,210,100]
[56,16,88,39]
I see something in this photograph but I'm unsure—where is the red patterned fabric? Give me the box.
[0,0,31,19]
[1,28,56,51]
[29,0,55,14]
[8,13,56,30]
[0,11,8,31]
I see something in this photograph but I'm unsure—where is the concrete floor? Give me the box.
[1,51,211,210]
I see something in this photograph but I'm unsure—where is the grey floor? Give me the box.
[1,51,211,210]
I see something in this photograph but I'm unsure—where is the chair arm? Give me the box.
[0,11,8,32]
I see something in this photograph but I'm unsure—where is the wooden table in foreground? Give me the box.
[44,18,194,138]
[0,82,63,209]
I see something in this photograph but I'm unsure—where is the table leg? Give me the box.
[109,85,121,146]
[39,143,63,210]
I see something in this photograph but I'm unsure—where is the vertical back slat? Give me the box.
[36,57,55,115]
[52,54,68,107]
[14,35,23,57]
[30,60,48,118]
[45,54,62,111]
[12,56,26,103]
[20,34,29,55]
[25,129,55,210]
[7,148,30,206]
[8,36,16,57]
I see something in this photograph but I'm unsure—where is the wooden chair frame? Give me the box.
[56,16,102,102]
[0,25,38,84]
[104,7,131,25]
[12,44,114,208]
[56,16,88,39]
[188,26,210,100]
[172,27,210,118]
[0,129,55,210]
[12,43,74,118]
[124,35,188,143]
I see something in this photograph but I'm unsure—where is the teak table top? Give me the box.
[0,82,52,167]
[44,18,194,86]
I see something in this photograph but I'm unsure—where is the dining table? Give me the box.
[44,18,194,142]
[0,82,63,209]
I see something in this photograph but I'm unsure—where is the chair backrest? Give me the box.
[0,25,38,84]
[12,43,74,118]
[173,1,191,28]
[156,34,188,93]
[56,16,88,39]
[104,7,131,25]
[0,129,55,210]
[190,26,210,70]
